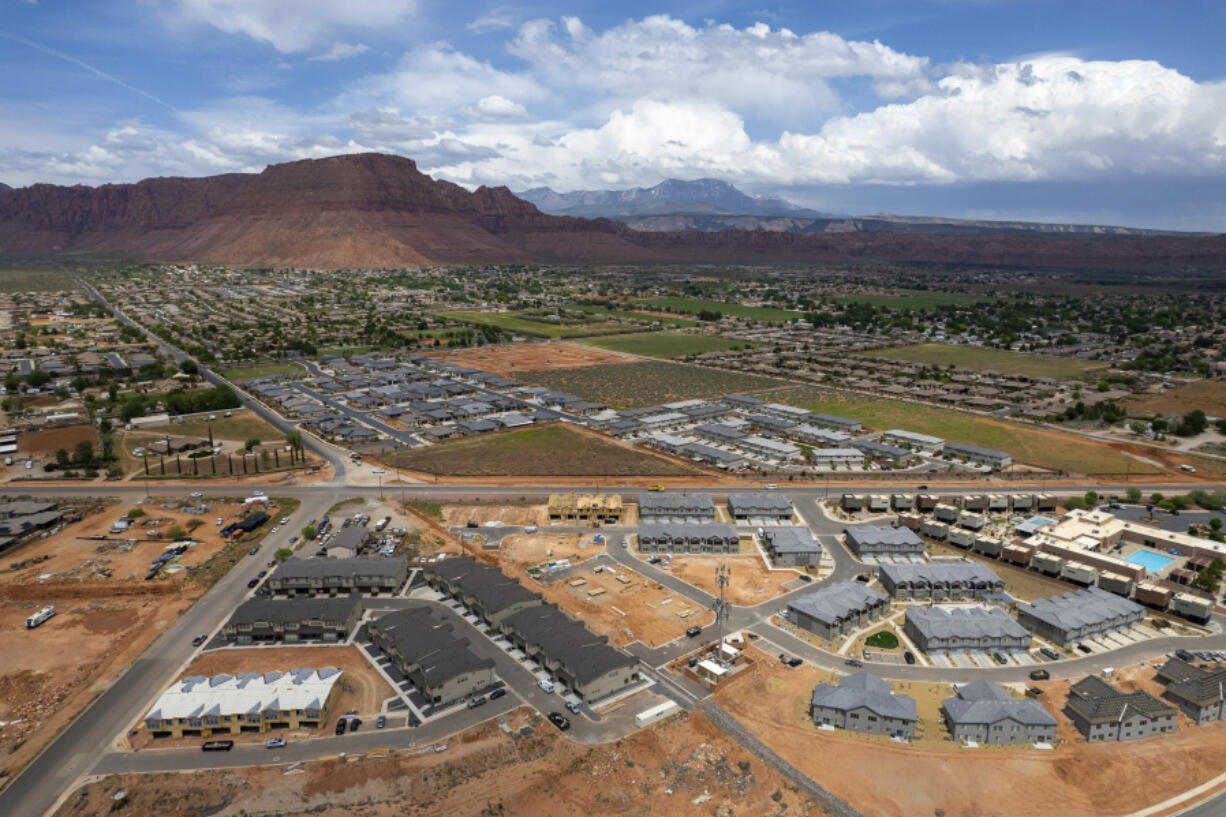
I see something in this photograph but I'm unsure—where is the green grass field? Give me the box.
[440,310,635,339]
[575,331,754,359]
[521,360,786,409]
[865,631,900,649]
[833,290,998,309]
[0,266,80,292]
[634,297,801,322]
[570,303,701,328]
[855,343,1109,379]
[764,387,1161,475]
[220,362,305,380]
[385,424,706,477]
[139,410,286,443]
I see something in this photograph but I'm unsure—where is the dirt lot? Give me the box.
[441,503,547,529]
[19,424,98,457]
[714,645,1226,817]
[58,707,822,817]
[495,532,606,568]
[1128,380,1226,417]
[422,342,634,378]
[0,580,191,788]
[662,555,799,606]
[928,541,1072,602]
[533,564,713,647]
[126,645,395,750]
[1,499,251,583]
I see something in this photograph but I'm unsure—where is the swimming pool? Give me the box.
[1124,550,1176,573]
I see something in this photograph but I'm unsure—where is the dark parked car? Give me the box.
[787,657,803,667]
[1077,644,1093,654]
[466,521,479,528]
[348,717,361,732]
[797,574,812,582]
[844,659,863,667]
[191,633,208,647]
[904,651,916,665]
[1029,669,1051,681]
[248,546,260,555]
[746,632,759,640]
[992,652,1008,665]
[1040,647,1060,660]
[489,688,507,700]
[257,569,267,578]
[247,578,260,588]
[547,712,570,731]
[1176,649,1196,662]
[685,626,703,638]
[916,484,928,490]
[376,715,386,729]
[335,720,347,735]
[1027,687,1045,697]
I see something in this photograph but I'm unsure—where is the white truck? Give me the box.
[26,605,56,629]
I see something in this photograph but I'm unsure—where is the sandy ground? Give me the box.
[125,646,396,751]
[495,532,608,568]
[19,424,99,457]
[0,581,192,787]
[712,645,1226,817]
[661,555,800,606]
[2,500,251,582]
[531,563,714,647]
[422,342,635,378]
[441,503,547,529]
[57,707,822,817]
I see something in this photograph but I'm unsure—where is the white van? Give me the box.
[537,679,555,694]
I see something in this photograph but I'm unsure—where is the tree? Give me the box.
[55,448,70,467]
[274,547,293,563]
[1126,487,1142,502]
[301,525,316,540]
[25,368,51,389]
[167,525,186,540]
[186,518,204,532]
[1193,558,1225,593]
[179,359,199,376]
[1083,491,1098,507]
[1175,409,1209,437]
[245,437,260,452]
[127,507,145,519]
[74,440,95,465]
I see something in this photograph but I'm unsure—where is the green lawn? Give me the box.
[220,362,305,380]
[855,343,1109,380]
[522,361,787,410]
[0,265,80,292]
[440,309,637,339]
[865,631,900,649]
[764,387,1161,475]
[833,290,998,309]
[138,410,286,443]
[385,424,706,477]
[570,303,702,328]
[575,331,755,359]
[633,297,801,322]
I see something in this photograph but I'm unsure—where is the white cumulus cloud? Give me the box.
[307,43,370,62]
[173,0,415,52]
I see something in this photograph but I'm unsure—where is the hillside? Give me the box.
[518,178,824,217]
[1,153,1224,271]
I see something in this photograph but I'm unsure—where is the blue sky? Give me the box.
[3,0,1225,230]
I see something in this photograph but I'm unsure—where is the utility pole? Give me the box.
[714,562,730,664]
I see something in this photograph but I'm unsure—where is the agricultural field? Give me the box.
[854,342,1108,379]
[219,361,304,381]
[833,290,998,309]
[137,410,286,444]
[575,331,756,359]
[633,297,802,322]
[767,387,1163,475]
[439,309,634,339]
[421,342,633,378]
[1127,380,1226,417]
[0,265,80,292]
[570,303,701,328]
[521,360,786,409]
[384,424,707,477]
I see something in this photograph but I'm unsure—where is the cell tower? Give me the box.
[713,561,730,663]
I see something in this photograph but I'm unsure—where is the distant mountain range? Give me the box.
[1,153,1222,270]
[521,178,1201,238]
[519,178,830,218]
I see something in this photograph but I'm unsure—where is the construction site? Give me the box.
[534,562,714,647]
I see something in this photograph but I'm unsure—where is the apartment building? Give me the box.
[810,672,917,739]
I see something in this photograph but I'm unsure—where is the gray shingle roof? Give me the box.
[810,672,917,721]
[1016,587,1143,633]
[727,492,794,515]
[844,524,923,548]
[1067,676,1175,723]
[761,526,822,554]
[879,562,1003,587]
[942,681,1057,727]
[905,606,1030,641]
[227,596,362,627]
[787,581,886,627]
[638,493,716,515]
[273,555,407,581]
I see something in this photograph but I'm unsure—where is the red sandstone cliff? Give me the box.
[1,153,1222,270]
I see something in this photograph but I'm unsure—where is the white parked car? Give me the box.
[190,491,203,498]
[371,467,385,474]
[271,527,279,533]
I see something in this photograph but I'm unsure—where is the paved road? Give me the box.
[7,479,1226,817]
[0,494,325,817]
